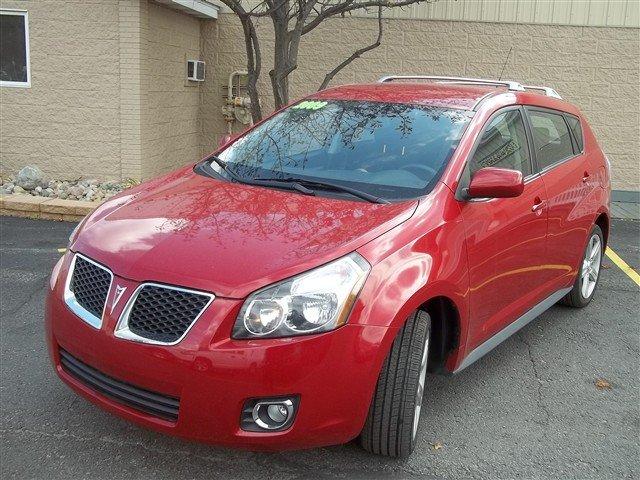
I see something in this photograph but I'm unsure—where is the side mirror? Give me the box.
[466,167,524,199]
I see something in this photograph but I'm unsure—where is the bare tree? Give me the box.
[217,0,438,122]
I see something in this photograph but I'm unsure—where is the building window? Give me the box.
[1,10,30,87]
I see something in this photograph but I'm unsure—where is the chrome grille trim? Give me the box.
[64,253,113,329]
[114,282,215,346]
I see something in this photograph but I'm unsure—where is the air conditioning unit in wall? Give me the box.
[187,60,205,82]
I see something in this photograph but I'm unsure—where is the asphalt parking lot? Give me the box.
[1,216,638,479]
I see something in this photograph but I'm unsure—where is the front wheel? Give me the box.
[562,224,604,308]
[359,310,431,458]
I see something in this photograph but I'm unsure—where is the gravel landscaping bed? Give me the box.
[1,166,136,202]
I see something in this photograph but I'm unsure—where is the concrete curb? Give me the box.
[0,194,96,222]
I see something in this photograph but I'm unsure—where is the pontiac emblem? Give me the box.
[111,285,127,313]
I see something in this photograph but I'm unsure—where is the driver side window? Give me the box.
[467,109,532,179]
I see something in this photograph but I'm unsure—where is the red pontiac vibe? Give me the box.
[46,76,611,457]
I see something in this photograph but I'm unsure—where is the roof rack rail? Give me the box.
[522,85,562,99]
[378,75,525,92]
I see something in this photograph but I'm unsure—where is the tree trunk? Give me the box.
[269,29,289,109]
[240,16,263,122]
[269,13,293,110]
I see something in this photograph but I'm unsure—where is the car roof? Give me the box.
[311,82,580,114]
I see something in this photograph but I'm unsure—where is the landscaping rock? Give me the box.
[15,166,48,191]
[2,168,133,202]
[79,178,99,188]
[67,186,86,198]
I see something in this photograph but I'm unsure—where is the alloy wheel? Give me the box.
[412,334,430,440]
[581,234,602,299]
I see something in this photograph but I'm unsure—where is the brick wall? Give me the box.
[1,0,122,181]
[119,0,147,180]
[0,0,204,183]
[143,1,201,179]
[1,6,637,190]
[201,14,640,191]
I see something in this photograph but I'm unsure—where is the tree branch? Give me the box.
[302,0,434,35]
[217,0,438,120]
[246,0,291,17]
[317,5,383,91]
[217,0,248,16]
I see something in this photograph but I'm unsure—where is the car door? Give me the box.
[525,108,596,292]
[458,107,551,350]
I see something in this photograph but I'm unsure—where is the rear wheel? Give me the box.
[562,224,604,308]
[359,310,431,458]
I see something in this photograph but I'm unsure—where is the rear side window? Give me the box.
[565,115,584,152]
[467,109,532,177]
[528,110,574,170]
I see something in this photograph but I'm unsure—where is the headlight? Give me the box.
[232,253,370,339]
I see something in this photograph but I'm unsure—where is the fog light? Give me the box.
[241,396,299,432]
[267,404,288,423]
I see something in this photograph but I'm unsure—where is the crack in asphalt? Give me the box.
[518,335,552,427]
[0,278,47,320]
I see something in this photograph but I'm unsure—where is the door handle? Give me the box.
[532,199,546,213]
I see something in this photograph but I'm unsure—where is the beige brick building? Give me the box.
[1,0,639,193]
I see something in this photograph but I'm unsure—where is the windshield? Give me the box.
[214,100,471,200]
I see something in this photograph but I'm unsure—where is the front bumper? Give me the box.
[45,253,390,450]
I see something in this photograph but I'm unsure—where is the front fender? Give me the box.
[354,184,470,372]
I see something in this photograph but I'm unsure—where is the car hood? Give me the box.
[73,167,418,298]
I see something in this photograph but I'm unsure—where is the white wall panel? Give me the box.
[226,0,640,27]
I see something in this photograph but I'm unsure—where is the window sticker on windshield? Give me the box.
[292,100,327,110]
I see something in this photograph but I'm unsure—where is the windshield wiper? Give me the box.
[209,155,246,183]
[202,159,387,203]
[253,177,390,204]
[205,158,315,196]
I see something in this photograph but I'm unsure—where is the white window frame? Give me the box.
[0,9,31,88]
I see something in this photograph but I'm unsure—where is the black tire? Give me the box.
[359,310,431,458]
[561,224,604,308]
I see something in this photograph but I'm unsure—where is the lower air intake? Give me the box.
[59,349,179,422]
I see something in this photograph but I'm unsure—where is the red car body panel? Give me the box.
[459,174,551,349]
[466,167,524,198]
[542,119,611,293]
[46,82,610,450]
[72,167,418,299]
[46,269,390,449]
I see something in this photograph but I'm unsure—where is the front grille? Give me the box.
[70,255,112,319]
[126,285,212,344]
[59,349,180,422]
